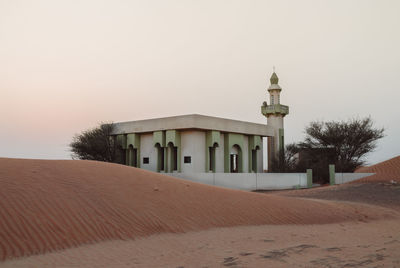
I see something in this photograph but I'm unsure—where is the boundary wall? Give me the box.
[165,173,308,191]
[165,172,375,190]
[334,173,374,184]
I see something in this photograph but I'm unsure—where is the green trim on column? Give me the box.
[224,135,229,173]
[166,130,181,172]
[153,131,165,147]
[329,164,335,185]
[206,130,220,147]
[279,128,284,152]
[127,133,141,168]
[206,130,220,172]
[166,130,181,147]
[307,169,313,188]
[224,133,244,173]
[249,135,262,150]
[127,133,140,148]
[248,135,262,172]
[153,131,166,172]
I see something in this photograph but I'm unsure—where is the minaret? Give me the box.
[261,72,289,171]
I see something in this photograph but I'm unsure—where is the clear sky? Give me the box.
[1,0,399,165]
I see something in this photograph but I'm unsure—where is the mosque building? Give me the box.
[111,72,289,174]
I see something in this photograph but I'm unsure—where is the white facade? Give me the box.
[113,121,265,174]
[139,133,157,172]
[180,131,206,173]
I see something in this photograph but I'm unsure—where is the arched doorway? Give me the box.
[208,142,218,172]
[230,145,242,173]
[127,145,137,167]
[167,142,178,172]
[155,143,165,172]
[251,145,260,172]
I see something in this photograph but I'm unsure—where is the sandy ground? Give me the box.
[2,219,399,268]
[355,155,400,183]
[1,157,399,267]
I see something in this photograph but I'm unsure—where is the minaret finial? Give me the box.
[270,71,279,85]
[273,66,276,73]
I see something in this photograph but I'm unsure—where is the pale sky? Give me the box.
[1,0,399,165]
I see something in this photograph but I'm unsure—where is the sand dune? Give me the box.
[355,155,400,183]
[0,158,394,261]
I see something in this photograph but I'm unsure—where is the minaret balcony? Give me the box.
[261,104,289,116]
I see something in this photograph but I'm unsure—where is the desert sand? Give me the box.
[355,155,400,183]
[0,157,399,267]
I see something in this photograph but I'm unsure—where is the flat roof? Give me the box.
[111,114,273,137]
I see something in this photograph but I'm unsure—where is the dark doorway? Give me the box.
[173,146,178,171]
[209,147,215,172]
[155,144,165,172]
[132,148,137,167]
[160,147,165,171]
[128,145,137,167]
[252,149,257,172]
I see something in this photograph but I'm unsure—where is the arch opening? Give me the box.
[251,145,260,173]
[230,144,242,173]
[127,145,138,167]
[208,142,219,172]
[167,142,178,172]
[155,143,165,172]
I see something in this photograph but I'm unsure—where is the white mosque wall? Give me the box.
[140,133,157,172]
[180,130,206,173]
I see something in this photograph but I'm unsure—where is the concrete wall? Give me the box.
[140,133,157,172]
[335,173,374,184]
[180,130,206,173]
[165,172,308,191]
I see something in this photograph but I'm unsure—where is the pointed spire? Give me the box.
[268,70,282,91]
[270,72,279,85]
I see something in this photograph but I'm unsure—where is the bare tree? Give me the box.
[70,123,116,162]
